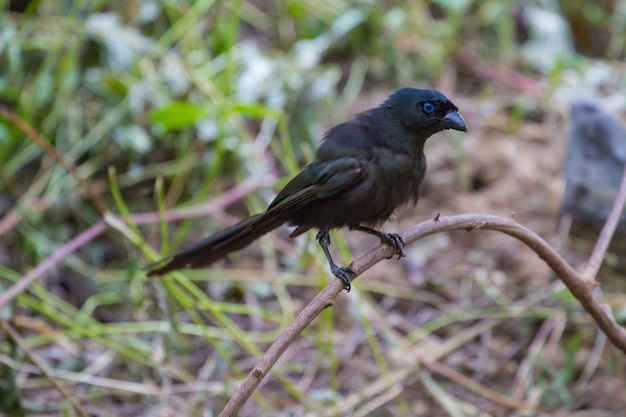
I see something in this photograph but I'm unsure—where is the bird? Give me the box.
[562,96,626,232]
[147,88,467,291]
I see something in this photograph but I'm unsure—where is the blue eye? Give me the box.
[422,101,435,114]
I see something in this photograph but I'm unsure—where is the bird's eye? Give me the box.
[422,101,435,114]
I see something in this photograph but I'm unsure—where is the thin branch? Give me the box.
[0,176,272,309]
[0,101,108,216]
[0,222,107,309]
[1,320,91,417]
[219,214,626,417]
[583,163,626,282]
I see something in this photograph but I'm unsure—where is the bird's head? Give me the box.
[384,88,467,136]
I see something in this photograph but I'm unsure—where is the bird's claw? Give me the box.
[330,265,355,292]
[380,232,405,259]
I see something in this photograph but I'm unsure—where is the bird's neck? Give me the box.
[361,108,428,160]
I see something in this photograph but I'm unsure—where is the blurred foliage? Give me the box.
[1,0,625,415]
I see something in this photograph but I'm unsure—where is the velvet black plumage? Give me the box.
[148,88,467,290]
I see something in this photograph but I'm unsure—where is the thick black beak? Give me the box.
[441,111,467,132]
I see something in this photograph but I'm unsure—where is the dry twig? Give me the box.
[583,163,626,283]
[219,214,626,417]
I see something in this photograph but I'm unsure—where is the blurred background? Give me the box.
[1,1,625,416]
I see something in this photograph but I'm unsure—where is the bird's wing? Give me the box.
[268,156,367,213]
[267,116,373,217]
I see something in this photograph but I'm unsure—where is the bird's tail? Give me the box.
[147,212,286,276]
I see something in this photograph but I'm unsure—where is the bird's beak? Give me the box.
[441,111,467,132]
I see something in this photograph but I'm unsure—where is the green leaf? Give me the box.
[149,101,207,131]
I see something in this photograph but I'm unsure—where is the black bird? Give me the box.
[148,88,467,290]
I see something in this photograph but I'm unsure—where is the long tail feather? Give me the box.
[147,212,286,276]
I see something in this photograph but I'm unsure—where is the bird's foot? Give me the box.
[349,225,405,260]
[379,232,405,259]
[316,229,354,292]
[330,264,355,292]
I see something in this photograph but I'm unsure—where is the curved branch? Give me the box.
[219,214,626,417]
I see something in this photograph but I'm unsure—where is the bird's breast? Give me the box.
[284,144,426,232]
[359,147,425,216]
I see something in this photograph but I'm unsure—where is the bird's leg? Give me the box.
[315,229,354,292]
[350,225,405,259]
